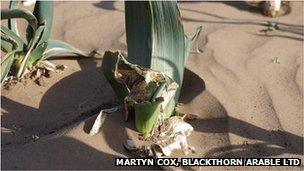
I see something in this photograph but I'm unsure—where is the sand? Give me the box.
[1,1,303,170]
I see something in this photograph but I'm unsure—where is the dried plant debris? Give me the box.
[123,136,154,157]
[103,51,180,138]
[2,60,66,88]
[124,115,194,157]
[246,1,290,17]
[88,50,103,58]
[262,0,291,17]
[101,51,195,157]
[31,134,40,141]
[151,116,194,156]
[271,57,280,64]
[89,106,119,136]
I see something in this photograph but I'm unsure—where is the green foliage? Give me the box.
[125,1,201,134]
[112,1,201,136]
[125,1,201,92]
[1,1,87,84]
[102,51,179,137]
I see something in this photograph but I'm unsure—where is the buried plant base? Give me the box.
[88,0,201,158]
[2,60,67,89]
[124,115,195,157]
[94,51,195,157]
[102,51,179,138]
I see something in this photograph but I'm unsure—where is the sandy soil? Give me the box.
[1,1,303,170]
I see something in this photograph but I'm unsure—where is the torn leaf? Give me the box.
[102,51,179,137]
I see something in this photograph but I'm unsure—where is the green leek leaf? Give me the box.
[1,50,19,84]
[1,26,26,52]
[1,8,37,33]
[17,25,45,77]
[28,42,48,67]
[42,39,87,60]
[134,100,163,137]
[1,39,13,53]
[125,1,201,93]
[27,1,53,44]
[8,0,20,37]
[122,1,201,136]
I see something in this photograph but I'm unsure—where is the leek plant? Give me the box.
[102,1,201,137]
[1,1,86,84]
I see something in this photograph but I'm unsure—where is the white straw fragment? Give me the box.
[22,0,36,6]
[89,106,119,136]
[274,0,281,12]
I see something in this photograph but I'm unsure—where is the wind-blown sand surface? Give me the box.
[1,1,303,170]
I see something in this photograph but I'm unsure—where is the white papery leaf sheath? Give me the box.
[89,106,119,136]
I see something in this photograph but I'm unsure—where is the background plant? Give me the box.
[1,1,87,84]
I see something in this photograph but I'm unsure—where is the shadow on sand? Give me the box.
[2,136,123,170]
[1,57,303,169]
[93,1,123,12]
[221,1,263,14]
[194,116,303,158]
[180,3,303,41]
[91,1,303,41]
[1,59,114,145]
